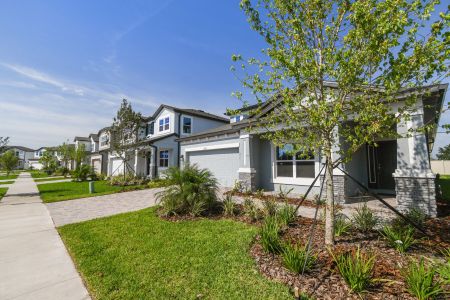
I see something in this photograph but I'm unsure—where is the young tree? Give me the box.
[110,99,143,180]
[233,0,449,245]
[436,144,450,160]
[0,150,18,176]
[0,137,9,154]
[71,144,87,169]
[39,151,58,175]
[57,142,73,177]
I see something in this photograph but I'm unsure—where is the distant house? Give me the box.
[5,146,34,169]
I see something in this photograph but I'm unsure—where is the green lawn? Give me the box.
[37,181,148,203]
[0,174,18,180]
[0,181,14,185]
[34,177,69,182]
[439,175,450,201]
[58,208,291,299]
[0,188,7,200]
[30,171,55,179]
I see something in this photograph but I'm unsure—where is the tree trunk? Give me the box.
[324,146,335,246]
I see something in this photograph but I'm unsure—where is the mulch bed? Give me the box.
[251,216,450,300]
[228,191,323,208]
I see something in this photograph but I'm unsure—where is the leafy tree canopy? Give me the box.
[0,150,18,175]
[436,144,450,160]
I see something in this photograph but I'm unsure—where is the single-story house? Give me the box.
[179,83,448,217]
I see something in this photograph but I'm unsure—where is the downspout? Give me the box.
[177,113,181,167]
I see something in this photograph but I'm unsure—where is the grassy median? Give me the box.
[58,207,291,299]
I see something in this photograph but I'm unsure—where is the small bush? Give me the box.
[262,197,278,217]
[260,216,283,254]
[148,178,170,188]
[156,164,218,217]
[277,186,293,200]
[110,174,148,186]
[231,180,244,194]
[331,247,376,293]
[243,198,261,221]
[380,225,417,253]
[222,194,236,217]
[255,188,265,198]
[403,258,443,300]
[392,207,427,229]
[72,165,95,182]
[438,261,450,283]
[276,203,296,227]
[335,215,351,237]
[352,203,379,233]
[282,243,316,273]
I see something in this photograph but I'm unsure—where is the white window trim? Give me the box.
[158,116,170,133]
[270,143,320,186]
[158,149,170,168]
[182,116,193,135]
[184,143,240,153]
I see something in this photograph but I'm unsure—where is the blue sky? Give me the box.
[0,0,448,155]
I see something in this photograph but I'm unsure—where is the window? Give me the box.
[100,135,109,147]
[275,144,315,178]
[235,115,241,122]
[15,151,19,157]
[159,150,169,167]
[182,117,192,134]
[147,122,154,135]
[159,117,170,132]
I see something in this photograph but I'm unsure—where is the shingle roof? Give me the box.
[7,146,35,152]
[89,133,99,142]
[73,136,90,142]
[149,105,229,123]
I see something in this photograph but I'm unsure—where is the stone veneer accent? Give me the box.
[394,175,437,217]
[319,175,346,204]
[239,171,257,191]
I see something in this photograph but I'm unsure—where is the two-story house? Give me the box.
[27,147,48,170]
[88,133,102,173]
[105,105,229,178]
[6,146,35,169]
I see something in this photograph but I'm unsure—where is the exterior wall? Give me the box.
[431,160,450,175]
[177,114,227,138]
[394,175,437,217]
[99,132,111,151]
[153,135,179,176]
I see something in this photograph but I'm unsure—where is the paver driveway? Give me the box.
[46,188,162,226]
[0,173,90,300]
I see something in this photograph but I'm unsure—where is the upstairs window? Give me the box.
[159,117,170,132]
[159,150,169,167]
[147,122,154,135]
[100,135,109,147]
[235,115,241,122]
[275,144,315,178]
[182,117,192,134]
[15,151,19,157]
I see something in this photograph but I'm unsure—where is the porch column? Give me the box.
[149,147,157,180]
[238,133,257,191]
[134,149,139,176]
[393,108,437,217]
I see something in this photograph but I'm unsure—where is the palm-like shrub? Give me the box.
[331,247,376,293]
[282,243,316,273]
[380,225,417,253]
[260,216,283,254]
[156,164,218,217]
[276,203,296,227]
[222,193,236,216]
[243,197,261,221]
[352,203,379,233]
[403,258,443,300]
[334,214,351,237]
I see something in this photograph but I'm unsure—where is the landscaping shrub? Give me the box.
[276,203,296,227]
[403,258,443,300]
[222,194,236,216]
[334,214,351,237]
[110,174,149,186]
[260,216,283,254]
[352,203,379,233]
[55,166,70,177]
[255,188,265,198]
[380,225,417,253]
[156,164,218,217]
[331,247,376,293]
[281,243,316,274]
[277,186,293,200]
[243,197,261,221]
[262,197,278,217]
[147,178,170,188]
[392,207,427,229]
[231,180,244,194]
[438,260,450,283]
[72,165,95,182]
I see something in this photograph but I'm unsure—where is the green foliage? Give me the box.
[0,137,9,154]
[72,165,96,182]
[109,174,149,186]
[57,142,73,175]
[277,186,293,200]
[243,197,261,221]
[331,247,376,293]
[262,197,278,217]
[260,216,283,254]
[71,144,88,168]
[231,180,244,194]
[39,151,58,175]
[0,150,18,175]
[392,207,427,229]
[436,144,450,160]
[156,164,218,217]
[352,203,379,233]
[222,194,236,217]
[56,166,70,177]
[281,243,316,274]
[147,178,170,189]
[380,226,417,253]
[438,261,450,283]
[403,258,444,300]
[254,188,265,198]
[334,214,351,237]
[275,203,296,227]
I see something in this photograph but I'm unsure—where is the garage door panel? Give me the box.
[188,148,239,188]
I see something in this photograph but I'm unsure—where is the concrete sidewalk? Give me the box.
[0,173,90,300]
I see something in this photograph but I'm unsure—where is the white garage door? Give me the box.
[92,159,101,174]
[111,158,124,176]
[188,148,239,187]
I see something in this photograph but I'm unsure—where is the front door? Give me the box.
[367,141,397,192]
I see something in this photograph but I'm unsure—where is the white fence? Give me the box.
[431,160,450,175]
